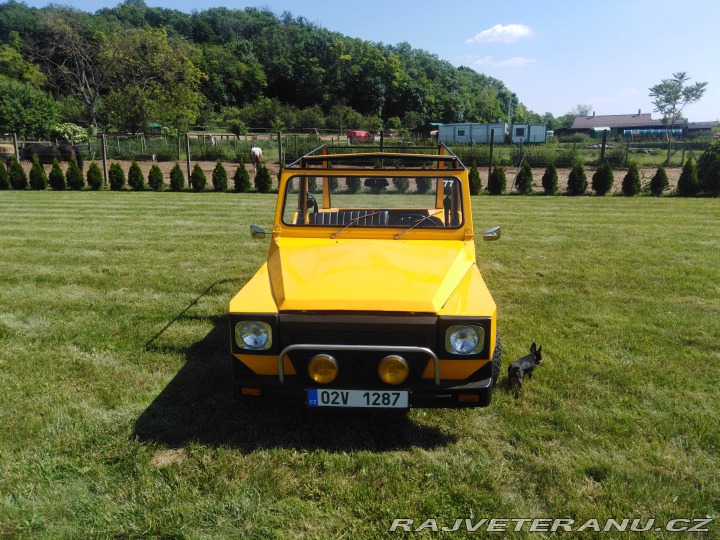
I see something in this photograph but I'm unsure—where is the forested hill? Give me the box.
[0,0,542,136]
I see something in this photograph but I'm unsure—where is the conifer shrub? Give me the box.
[108,163,125,191]
[416,177,431,194]
[487,166,506,195]
[649,166,669,196]
[9,158,27,190]
[392,177,409,193]
[49,159,65,190]
[515,161,533,195]
[676,157,698,197]
[212,161,228,192]
[346,177,360,193]
[329,178,338,192]
[591,162,614,196]
[0,160,10,190]
[127,161,145,191]
[66,158,84,190]
[233,162,251,192]
[308,177,318,192]
[254,164,271,193]
[169,163,185,191]
[148,164,163,191]
[697,140,720,196]
[469,161,481,195]
[541,163,558,195]
[190,163,206,192]
[29,154,48,190]
[621,163,642,196]
[86,162,103,190]
[566,161,587,195]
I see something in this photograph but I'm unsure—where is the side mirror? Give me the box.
[482,226,501,241]
[250,225,270,239]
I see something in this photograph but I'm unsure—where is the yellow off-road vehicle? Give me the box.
[229,145,501,409]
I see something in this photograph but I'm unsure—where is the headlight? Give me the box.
[445,325,484,355]
[236,321,272,350]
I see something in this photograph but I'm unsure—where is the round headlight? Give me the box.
[378,355,409,385]
[446,325,484,355]
[308,354,338,384]
[236,321,271,350]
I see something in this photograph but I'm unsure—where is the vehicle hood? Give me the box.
[267,237,475,313]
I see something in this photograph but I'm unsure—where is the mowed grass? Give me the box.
[0,191,718,539]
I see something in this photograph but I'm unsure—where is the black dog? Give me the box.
[508,343,542,398]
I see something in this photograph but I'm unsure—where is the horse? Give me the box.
[250,147,263,173]
[19,143,84,171]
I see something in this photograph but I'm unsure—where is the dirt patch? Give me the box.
[150,448,185,468]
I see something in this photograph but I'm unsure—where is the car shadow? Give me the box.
[134,313,456,452]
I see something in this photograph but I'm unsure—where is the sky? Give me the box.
[18,0,720,122]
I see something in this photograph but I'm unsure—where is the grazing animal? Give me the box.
[250,147,263,173]
[508,342,542,398]
[19,143,84,171]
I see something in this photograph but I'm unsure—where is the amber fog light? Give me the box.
[308,354,338,384]
[378,355,409,385]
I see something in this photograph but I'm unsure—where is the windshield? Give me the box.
[281,174,464,230]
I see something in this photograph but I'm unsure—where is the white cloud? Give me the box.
[466,24,533,44]
[467,55,536,69]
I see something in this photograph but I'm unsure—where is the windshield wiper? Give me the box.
[394,210,445,240]
[331,211,381,239]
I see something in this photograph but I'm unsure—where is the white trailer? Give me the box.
[438,123,507,144]
[511,124,547,144]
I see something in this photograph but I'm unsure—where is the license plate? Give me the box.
[308,389,408,409]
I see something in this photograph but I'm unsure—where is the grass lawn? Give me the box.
[0,191,718,539]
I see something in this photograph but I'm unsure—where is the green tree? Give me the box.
[487,166,506,195]
[591,162,614,196]
[541,163,558,195]
[148,164,163,191]
[29,154,48,190]
[621,163,642,196]
[515,161,533,195]
[0,79,59,138]
[108,162,125,191]
[567,161,587,196]
[233,161,251,192]
[649,72,707,164]
[676,157,698,197]
[469,161,481,195]
[66,158,84,190]
[649,166,669,196]
[86,161,103,190]
[169,163,185,191]
[48,159,65,190]
[0,43,45,87]
[392,177,409,193]
[127,161,145,191]
[190,163,206,192]
[9,157,27,190]
[346,177,360,193]
[212,161,228,192]
[0,160,10,190]
[254,164,271,193]
[696,140,720,196]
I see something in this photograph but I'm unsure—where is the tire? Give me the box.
[491,332,502,387]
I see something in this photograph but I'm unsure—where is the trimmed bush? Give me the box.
[127,161,145,191]
[148,164,163,191]
[621,163,642,197]
[9,158,27,190]
[254,165,271,193]
[233,162,251,192]
[487,166,506,195]
[697,140,720,196]
[649,166,669,196]
[566,161,587,196]
[392,177,409,193]
[346,177,360,193]
[515,161,533,195]
[108,163,125,191]
[541,163,558,195]
[329,178,339,192]
[29,154,48,190]
[0,160,10,190]
[86,162,103,190]
[308,177,318,192]
[212,161,228,192]
[169,163,185,191]
[416,177,431,194]
[190,164,207,192]
[49,159,65,191]
[591,162,614,196]
[676,157,698,197]
[469,161,481,195]
[66,158,84,190]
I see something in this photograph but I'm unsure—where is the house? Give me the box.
[569,110,667,136]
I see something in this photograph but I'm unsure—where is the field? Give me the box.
[0,192,718,538]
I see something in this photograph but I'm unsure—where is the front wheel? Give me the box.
[491,333,502,387]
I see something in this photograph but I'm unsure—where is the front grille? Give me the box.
[279,313,437,387]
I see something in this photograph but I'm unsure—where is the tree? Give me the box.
[0,160,10,190]
[29,154,48,190]
[86,162,103,190]
[254,164,271,193]
[66,158,84,190]
[591,162,614,196]
[169,163,185,191]
[676,157,698,197]
[148,164,163,191]
[190,163,206,191]
[541,163,558,195]
[621,163,641,196]
[649,72,707,164]
[127,161,145,191]
[649,166,669,197]
[0,79,59,138]
[108,162,125,191]
[697,140,720,197]
[233,160,251,192]
[469,161,481,195]
[515,161,533,195]
[212,161,228,192]
[9,157,27,190]
[567,161,587,196]
[48,158,65,190]
[487,166,506,195]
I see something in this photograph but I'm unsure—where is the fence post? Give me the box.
[185,133,191,181]
[277,131,283,171]
[488,129,495,180]
[12,133,19,161]
[177,137,181,162]
[101,134,108,186]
